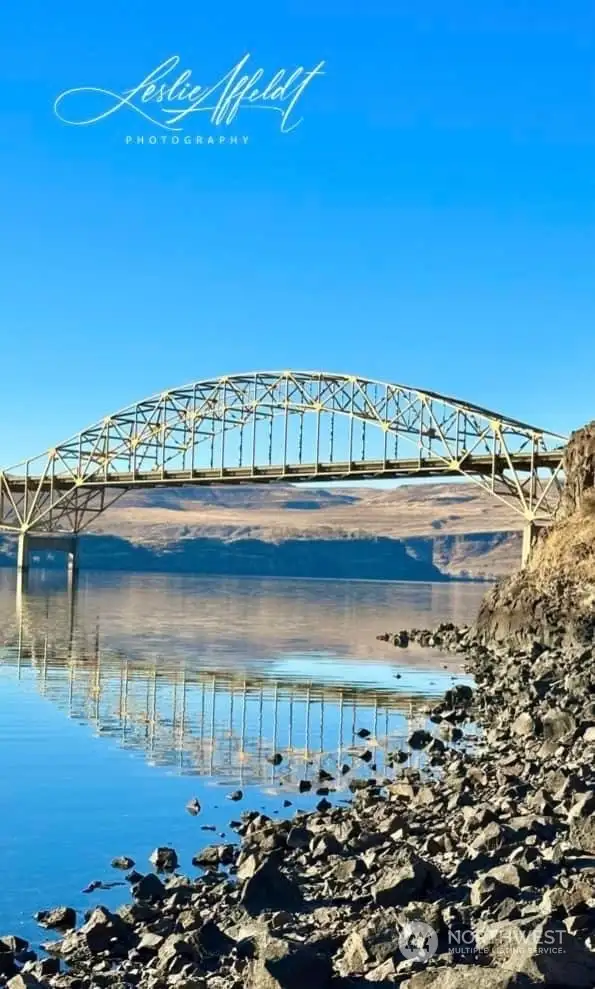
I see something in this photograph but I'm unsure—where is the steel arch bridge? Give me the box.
[0,371,566,560]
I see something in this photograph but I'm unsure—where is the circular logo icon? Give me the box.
[398,921,438,963]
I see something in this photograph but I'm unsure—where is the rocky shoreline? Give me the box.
[4,425,595,988]
[1,621,594,989]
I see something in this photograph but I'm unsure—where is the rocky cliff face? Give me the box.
[477,422,595,647]
[559,420,595,518]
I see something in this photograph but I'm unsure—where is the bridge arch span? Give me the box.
[0,370,565,538]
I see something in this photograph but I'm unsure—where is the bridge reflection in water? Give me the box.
[0,574,475,792]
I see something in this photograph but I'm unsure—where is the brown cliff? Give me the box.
[477,422,595,648]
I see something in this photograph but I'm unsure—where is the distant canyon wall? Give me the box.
[0,530,521,582]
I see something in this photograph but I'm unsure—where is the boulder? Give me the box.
[149,846,179,872]
[335,914,401,977]
[542,709,576,741]
[111,856,135,871]
[492,918,595,987]
[568,791,595,853]
[286,827,312,850]
[408,730,433,750]
[309,833,342,860]
[470,821,506,852]
[132,872,166,902]
[192,845,235,869]
[485,864,530,888]
[7,977,48,989]
[0,937,28,954]
[240,860,304,916]
[0,954,17,979]
[402,968,519,988]
[511,712,539,737]
[34,907,76,932]
[372,859,441,908]
[155,934,197,975]
[470,875,517,910]
[195,919,235,957]
[77,906,133,956]
[540,881,594,916]
[248,935,332,989]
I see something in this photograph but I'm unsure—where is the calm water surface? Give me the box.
[0,570,485,943]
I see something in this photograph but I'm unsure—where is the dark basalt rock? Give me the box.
[408,729,433,750]
[7,976,48,989]
[194,919,235,958]
[111,856,135,871]
[192,844,235,869]
[0,954,18,979]
[131,872,166,902]
[241,858,304,916]
[0,937,29,955]
[34,908,76,932]
[371,858,441,907]
[249,935,333,989]
[149,846,178,873]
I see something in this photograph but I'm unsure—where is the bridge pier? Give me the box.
[521,521,543,567]
[16,532,28,572]
[17,532,79,578]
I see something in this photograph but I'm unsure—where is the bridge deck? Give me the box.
[5,452,564,491]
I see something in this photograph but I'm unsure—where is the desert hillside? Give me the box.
[85,481,522,580]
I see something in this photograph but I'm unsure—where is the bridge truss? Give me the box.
[0,371,566,536]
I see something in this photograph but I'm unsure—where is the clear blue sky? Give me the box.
[1,1,594,465]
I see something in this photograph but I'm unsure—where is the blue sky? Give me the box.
[1,1,594,465]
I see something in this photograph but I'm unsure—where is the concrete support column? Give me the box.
[67,541,78,575]
[16,532,79,576]
[17,532,29,571]
[521,520,540,567]
[67,540,79,592]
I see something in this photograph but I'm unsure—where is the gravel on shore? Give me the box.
[2,625,595,988]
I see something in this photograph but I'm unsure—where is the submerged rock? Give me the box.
[149,846,178,872]
[111,856,135,870]
[34,907,76,932]
[408,730,433,750]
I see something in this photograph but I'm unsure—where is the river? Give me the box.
[0,570,486,943]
